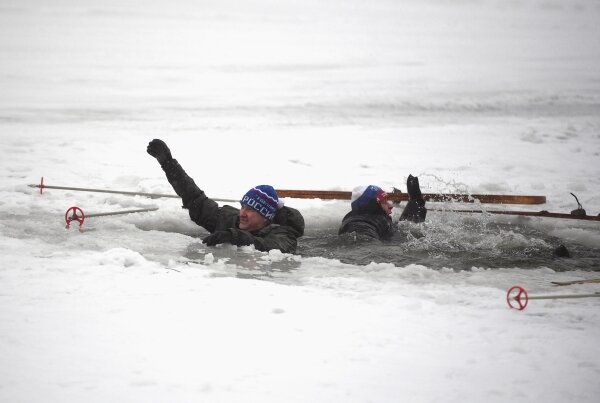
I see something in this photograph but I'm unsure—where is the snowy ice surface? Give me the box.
[1,0,600,402]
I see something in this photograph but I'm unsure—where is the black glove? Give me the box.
[147,139,172,165]
[407,174,423,200]
[202,230,233,246]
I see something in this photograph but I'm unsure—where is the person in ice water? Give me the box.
[147,139,304,253]
[338,175,427,240]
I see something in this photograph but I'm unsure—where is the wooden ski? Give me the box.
[275,189,546,205]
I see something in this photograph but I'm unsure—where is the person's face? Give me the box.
[380,200,393,215]
[375,190,393,216]
[239,205,268,232]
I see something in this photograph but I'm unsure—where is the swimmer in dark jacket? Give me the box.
[147,139,304,253]
[338,175,426,240]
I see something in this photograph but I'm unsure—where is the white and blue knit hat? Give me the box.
[350,185,388,210]
[240,185,280,220]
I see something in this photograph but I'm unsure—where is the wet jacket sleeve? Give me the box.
[399,199,427,223]
[228,225,299,254]
[160,159,221,232]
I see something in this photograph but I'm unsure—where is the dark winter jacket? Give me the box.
[338,198,427,240]
[338,199,395,240]
[160,159,304,254]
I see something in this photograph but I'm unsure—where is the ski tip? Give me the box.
[551,279,600,286]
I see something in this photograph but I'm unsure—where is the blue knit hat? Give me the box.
[351,185,388,210]
[240,185,280,220]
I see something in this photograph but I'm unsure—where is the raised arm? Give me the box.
[147,139,221,232]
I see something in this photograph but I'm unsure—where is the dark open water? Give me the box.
[182,213,600,273]
[297,215,600,272]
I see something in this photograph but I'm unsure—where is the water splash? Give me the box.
[297,212,600,271]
